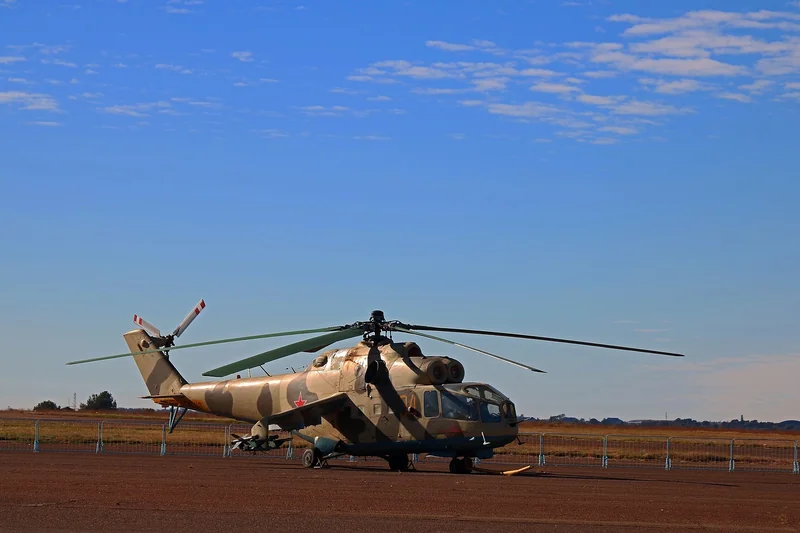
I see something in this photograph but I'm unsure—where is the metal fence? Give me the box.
[1,418,798,474]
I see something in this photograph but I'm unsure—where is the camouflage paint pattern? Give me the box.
[125,329,519,458]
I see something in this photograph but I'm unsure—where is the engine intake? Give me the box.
[443,358,465,383]
[420,358,448,385]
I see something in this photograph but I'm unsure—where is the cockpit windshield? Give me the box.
[443,383,508,404]
[432,383,512,424]
[440,390,479,421]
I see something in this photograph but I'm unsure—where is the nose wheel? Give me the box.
[449,457,473,474]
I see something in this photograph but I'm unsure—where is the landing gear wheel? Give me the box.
[302,448,319,468]
[386,453,409,471]
[449,457,473,474]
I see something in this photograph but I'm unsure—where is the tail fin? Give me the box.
[123,329,187,397]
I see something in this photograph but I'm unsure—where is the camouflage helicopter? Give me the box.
[67,301,684,473]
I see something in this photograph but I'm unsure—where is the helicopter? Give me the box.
[66,300,684,474]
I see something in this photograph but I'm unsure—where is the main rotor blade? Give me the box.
[202,327,366,377]
[406,325,685,357]
[392,326,546,373]
[65,326,346,366]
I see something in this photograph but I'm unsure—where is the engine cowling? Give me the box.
[442,357,465,383]
[419,358,448,385]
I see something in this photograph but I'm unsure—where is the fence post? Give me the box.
[33,420,40,453]
[96,422,104,454]
[729,439,735,472]
[665,437,671,470]
[160,424,166,456]
[602,435,608,468]
[794,441,798,474]
[538,433,545,466]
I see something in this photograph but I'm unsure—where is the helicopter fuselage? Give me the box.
[145,336,520,461]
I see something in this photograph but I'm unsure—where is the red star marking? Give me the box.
[294,391,306,407]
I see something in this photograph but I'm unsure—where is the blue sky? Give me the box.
[1,0,799,422]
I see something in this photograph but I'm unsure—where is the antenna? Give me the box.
[73,393,77,411]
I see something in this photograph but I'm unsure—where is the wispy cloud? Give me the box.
[155,63,193,74]
[716,92,753,103]
[0,56,26,64]
[353,134,390,141]
[232,51,253,62]
[0,91,59,111]
[344,8,800,144]
[164,0,201,14]
[27,120,62,127]
[100,101,172,117]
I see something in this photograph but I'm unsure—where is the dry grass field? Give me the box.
[2,409,799,472]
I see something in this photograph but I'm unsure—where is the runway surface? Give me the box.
[0,452,798,532]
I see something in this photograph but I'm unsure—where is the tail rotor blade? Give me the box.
[133,315,161,337]
[172,299,206,338]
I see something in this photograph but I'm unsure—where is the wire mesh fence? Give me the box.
[1,418,797,474]
[605,435,670,469]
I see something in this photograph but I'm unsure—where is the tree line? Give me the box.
[34,391,117,411]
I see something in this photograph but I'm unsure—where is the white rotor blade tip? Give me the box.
[133,314,161,336]
[173,299,206,337]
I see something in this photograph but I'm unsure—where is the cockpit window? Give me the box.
[445,383,508,404]
[480,402,501,423]
[441,391,478,421]
[423,390,439,418]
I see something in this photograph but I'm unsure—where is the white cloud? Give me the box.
[7,77,35,84]
[638,77,715,94]
[739,79,774,93]
[599,125,638,135]
[426,39,505,55]
[0,91,59,111]
[530,82,580,94]
[583,70,617,78]
[577,94,626,105]
[426,40,475,52]
[27,120,62,126]
[786,81,800,88]
[155,63,192,74]
[354,135,390,141]
[0,56,25,64]
[716,92,753,103]
[412,87,470,95]
[473,77,509,91]
[485,101,561,118]
[609,99,690,116]
[100,101,171,117]
[41,59,77,68]
[367,95,392,101]
[232,51,253,62]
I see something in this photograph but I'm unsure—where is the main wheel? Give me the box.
[448,457,473,474]
[302,448,318,468]
[386,453,409,471]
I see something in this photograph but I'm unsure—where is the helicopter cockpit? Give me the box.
[423,383,517,424]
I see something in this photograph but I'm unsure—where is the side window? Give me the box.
[424,390,439,417]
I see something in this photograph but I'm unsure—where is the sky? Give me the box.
[1,0,799,423]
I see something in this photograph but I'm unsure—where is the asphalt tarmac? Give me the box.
[0,452,798,532]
